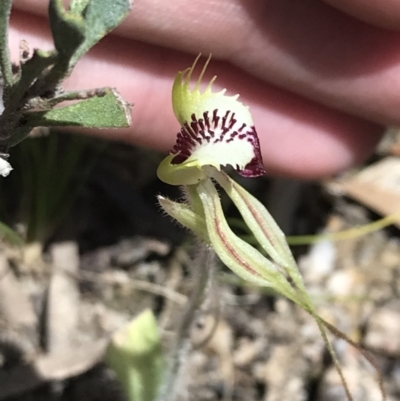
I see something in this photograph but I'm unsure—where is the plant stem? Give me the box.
[0,0,13,87]
[157,243,215,401]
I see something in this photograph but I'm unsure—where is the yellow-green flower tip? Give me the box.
[158,54,265,186]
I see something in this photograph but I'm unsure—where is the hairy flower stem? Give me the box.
[157,243,215,401]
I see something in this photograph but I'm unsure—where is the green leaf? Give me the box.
[70,0,90,14]
[48,0,86,57]
[7,126,32,148]
[0,221,24,246]
[25,89,131,128]
[10,50,57,110]
[70,0,132,66]
[106,309,165,401]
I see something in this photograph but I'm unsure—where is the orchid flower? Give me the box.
[157,54,312,307]
[157,55,384,401]
[157,54,265,186]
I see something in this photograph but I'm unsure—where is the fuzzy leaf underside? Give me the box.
[25,89,131,128]
[49,0,132,68]
[70,0,132,66]
[49,0,86,58]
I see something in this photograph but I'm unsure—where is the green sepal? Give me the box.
[205,167,315,311]
[158,195,209,243]
[207,167,291,268]
[196,178,300,301]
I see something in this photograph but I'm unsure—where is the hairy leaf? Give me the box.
[70,0,132,66]
[25,89,131,128]
[48,0,86,57]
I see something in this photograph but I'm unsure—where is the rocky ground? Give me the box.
[0,133,399,401]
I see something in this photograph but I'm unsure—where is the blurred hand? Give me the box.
[9,0,400,178]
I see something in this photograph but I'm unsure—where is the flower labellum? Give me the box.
[157,54,265,186]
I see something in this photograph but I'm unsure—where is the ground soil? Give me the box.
[0,135,399,401]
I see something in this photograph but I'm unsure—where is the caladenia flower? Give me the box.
[157,54,323,312]
[157,55,384,401]
[157,54,265,186]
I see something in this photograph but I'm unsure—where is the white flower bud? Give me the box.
[0,157,13,177]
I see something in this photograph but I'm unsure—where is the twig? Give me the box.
[321,317,386,401]
[157,243,216,401]
[129,280,187,305]
[77,269,187,305]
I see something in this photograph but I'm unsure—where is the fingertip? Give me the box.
[260,121,384,179]
[212,66,385,179]
[8,10,384,180]
[254,101,384,179]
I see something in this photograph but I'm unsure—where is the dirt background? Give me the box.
[0,132,399,401]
